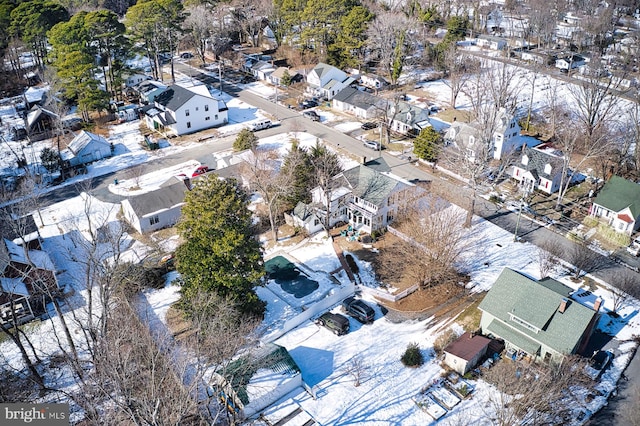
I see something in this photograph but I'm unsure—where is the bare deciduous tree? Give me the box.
[342,355,368,387]
[442,46,478,109]
[608,269,640,314]
[535,239,562,279]
[567,239,606,279]
[378,196,472,289]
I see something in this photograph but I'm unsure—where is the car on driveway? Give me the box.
[303,110,321,121]
[361,122,378,130]
[585,350,614,380]
[300,100,318,109]
[316,312,350,335]
[342,297,375,323]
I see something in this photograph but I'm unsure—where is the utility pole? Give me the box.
[514,199,523,242]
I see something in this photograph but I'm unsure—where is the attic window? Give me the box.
[544,163,552,174]
[521,155,528,166]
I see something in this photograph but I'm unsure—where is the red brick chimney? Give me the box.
[559,298,568,313]
[593,297,602,312]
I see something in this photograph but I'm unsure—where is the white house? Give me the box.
[307,63,355,100]
[590,175,640,236]
[511,143,566,194]
[445,108,526,160]
[60,130,112,167]
[121,181,189,234]
[555,54,586,71]
[124,73,151,87]
[144,84,228,136]
[359,73,388,90]
[389,102,431,136]
[332,87,388,120]
[475,34,508,50]
[293,163,423,234]
[249,60,276,81]
[135,80,167,104]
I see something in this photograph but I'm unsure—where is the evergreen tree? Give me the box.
[330,5,373,69]
[40,147,61,173]
[233,128,258,151]
[413,127,443,162]
[281,139,313,207]
[280,69,292,86]
[176,175,265,317]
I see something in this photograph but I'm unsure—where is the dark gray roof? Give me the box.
[521,145,564,180]
[125,181,188,217]
[155,85,198,111]
[392,101,430,126]
[332,87,387,111]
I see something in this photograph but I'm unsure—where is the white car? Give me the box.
[363,140,380,150]
[627,237,640,256]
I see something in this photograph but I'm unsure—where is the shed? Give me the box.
[443,332,491,375]
[60,131,112,166]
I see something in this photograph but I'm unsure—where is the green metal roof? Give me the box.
[593,175,640,219]
[485,319,541,355]
[478,268,597,356]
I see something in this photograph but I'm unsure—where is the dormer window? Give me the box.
[521,154,528,166]
[544,163,552,174]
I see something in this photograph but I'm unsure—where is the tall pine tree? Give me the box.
[176,175,265,317]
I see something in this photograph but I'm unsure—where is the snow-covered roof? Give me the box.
[0,277,29,296]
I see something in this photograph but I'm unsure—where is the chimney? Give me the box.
[593,297,602,312]
[559,298,568,313]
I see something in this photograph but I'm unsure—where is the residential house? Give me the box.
[121,180,190,234]
[478,268,600,364]
[144,84,228,136]
[268,67,301,86]
[590,175,640,236]
[443,332,492,375]
[306,63,355,100]
[136,80,167,104]
[293,162,422,234]
[212,344,302,420]
[124,73,151,87]
[285,202,325,235]
[389,102,431,136]
[511,143,567,194]
[25,105,58,142]
[60,130,113,167]
[555,54,586,71]
[359,73,389,90]
[332,87,388,120]
[0,211,41,249]
[445,108,526,160]
[249,60,276,81]
[0,238,58,325]
[475,34,508,50]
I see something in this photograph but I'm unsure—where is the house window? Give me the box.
[510,122,515,128]
[195,107,199,111]
[544,163,552,174]
[149,215,159,225]
[215,114,218,120]
[314,219,320,226]
[205,116,210,120]
[187,122,191,128]
[185,109,190,117]
[205,104,209,112]
[469,135,475,145]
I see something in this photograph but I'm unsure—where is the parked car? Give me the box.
[240,75,255,84]
[177,165,210,179]
[584,350,614,380]
[248,119,272,131]
[361,122,378,130]
[363,140,380,150]
[627,237,640,256]
[301,100,318,109]
[342,297,375,323]
[303,110,321,121]
[316,312,350,335]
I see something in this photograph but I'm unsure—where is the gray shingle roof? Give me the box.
[339,165,405,207]
[521,145,564,180]
[155,85,198,111]
[68,131,109,155]
[478,268,597,355]
[332,87,387,111]
[125,181,188,217]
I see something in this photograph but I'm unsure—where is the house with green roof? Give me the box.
[289,162,423,234]
[590,175,640,236]
[478,268,600,364]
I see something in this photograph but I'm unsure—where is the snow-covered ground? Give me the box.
[1,60,638,425]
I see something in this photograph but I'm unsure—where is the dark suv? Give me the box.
[342,297,375,323]
[317,312,350,335]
